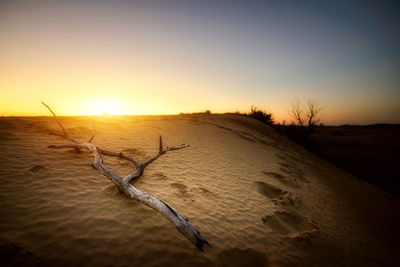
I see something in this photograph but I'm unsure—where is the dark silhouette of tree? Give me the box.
[290,98,322,128]
[304,98,322,128]
[249,105,274,125]
[290,98,304,127]
[288,98,322,141]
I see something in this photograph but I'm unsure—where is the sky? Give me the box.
[0,0,399,124]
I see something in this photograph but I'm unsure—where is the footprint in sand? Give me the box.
[278,162,308,183]
[278,162,290,168]
[154,172,168,180]
[262,211,319,239]
[190,187,217,199]
[29,165,45,173]
[198,187,213,195]
[254,181,300,206]
[275,153,287,161]
[262,171,299,188]
[170,183,188,194]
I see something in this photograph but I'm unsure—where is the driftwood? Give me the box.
[42,102,210,251]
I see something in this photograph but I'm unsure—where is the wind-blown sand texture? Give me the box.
[0,114,399,266]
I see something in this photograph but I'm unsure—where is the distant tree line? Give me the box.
[244,98,322,147]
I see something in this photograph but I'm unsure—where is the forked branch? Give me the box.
[41,102,210,251]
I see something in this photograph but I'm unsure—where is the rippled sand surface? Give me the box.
[0,114,399,266]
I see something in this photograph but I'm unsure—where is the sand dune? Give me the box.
[0,114,399,266]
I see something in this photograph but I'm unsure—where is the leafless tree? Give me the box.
[304,98,322,127]
[41,102,210,251]
[289,98,322,138]
[290,98,305,126]
[290,98,322,127]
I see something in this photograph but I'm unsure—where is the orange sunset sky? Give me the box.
[1,0,399,125]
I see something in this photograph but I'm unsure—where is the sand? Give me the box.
[0,114,399,266]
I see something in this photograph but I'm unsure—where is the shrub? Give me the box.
[248,105,274,125]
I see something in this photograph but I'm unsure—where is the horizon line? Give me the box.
[1,113,399,127]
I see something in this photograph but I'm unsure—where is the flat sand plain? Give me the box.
[0,114,399,266]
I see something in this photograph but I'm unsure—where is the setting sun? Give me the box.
[1,1,400,266]
[87,99,121,115]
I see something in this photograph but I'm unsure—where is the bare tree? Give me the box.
[304,98,322,127]
[290,98,304,127]
[290,98,322,128]
[41,102,210,251]
[289,98,322,139]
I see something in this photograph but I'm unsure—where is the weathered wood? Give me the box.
[42,102,210,251]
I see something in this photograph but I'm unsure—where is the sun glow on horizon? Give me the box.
[86,99,123,116]
[0,1,399,124]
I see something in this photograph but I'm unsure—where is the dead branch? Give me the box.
[42,102,210,251]
[41,101,81,144]
[87,120,96,143]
